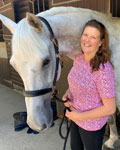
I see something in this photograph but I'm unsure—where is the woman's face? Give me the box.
[80,26,103,56]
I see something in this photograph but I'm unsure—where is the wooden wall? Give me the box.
[0,2,15,87]
[0,42,11,86]
[49,0,110,14]
[111,0,120,17]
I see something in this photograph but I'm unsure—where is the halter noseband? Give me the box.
[23,16,60,97]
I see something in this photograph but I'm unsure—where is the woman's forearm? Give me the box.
[78,104,115,120]
[66,97,116,121]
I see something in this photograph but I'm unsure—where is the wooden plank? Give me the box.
[0,2,15,35]
[49,0,111,14]
[4,39,12,59]
[50,0,84,7]
[0,58,11,82]
[11,74,23,83]
[0,42,7,59]
[104,0,110,15]
[97,0,105,13]
[0,2,14,86]
[110,0,120,17]
[10,68,24,87]
[12,80,24,87]
[117,0,120,17]
[14,0,29,9]
[0,0,13,7]
[93,0,97,11]
[50,0,82,6]
[15,6,30,13]
[0,2,14,14]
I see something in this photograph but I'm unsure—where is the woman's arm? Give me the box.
[66,97,116,122]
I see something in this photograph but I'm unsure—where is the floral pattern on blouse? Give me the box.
[68,54,116,131]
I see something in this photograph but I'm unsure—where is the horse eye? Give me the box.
[42,58,50,67]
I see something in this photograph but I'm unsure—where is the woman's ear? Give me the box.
[99,39,104,47]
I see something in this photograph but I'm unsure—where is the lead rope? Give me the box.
[59,107,72,150]
[52,91,71,150]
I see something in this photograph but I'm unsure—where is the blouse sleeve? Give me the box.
[96,62,116,98]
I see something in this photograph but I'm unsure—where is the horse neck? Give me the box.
[38,8,120,58]
[42,14,85,58]
[45,13,85,38]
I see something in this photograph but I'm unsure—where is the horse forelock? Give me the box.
[12,18,51,61]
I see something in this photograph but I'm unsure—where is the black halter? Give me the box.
[23,16,60,97]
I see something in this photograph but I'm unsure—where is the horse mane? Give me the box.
[12,18,49,60]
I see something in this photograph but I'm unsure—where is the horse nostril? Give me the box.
[42,124,47,130]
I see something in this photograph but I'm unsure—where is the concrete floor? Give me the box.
[0,84,70,150]
[0,84,120,150]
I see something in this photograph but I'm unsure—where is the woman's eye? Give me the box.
[42,58,50,67]
[83,34,87,37]
[91,37,96,39]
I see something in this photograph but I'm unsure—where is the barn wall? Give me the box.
[49,0,110,14]
[0,42,11,86]
[0,2,15,87]
[111,0,120,17]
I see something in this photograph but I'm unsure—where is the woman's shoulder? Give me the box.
[74,53,83,61]
[97,61,114,78]
[73,53,83,66]
[99,61,113,71]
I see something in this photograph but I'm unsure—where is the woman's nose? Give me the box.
[86,36,90,41]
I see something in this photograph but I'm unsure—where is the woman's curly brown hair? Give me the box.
[82,20,112,72]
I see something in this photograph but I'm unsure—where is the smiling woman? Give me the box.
[81,26,102,61]
[81,20,111,72]
[62,20,116,150]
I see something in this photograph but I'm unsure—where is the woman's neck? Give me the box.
[83,53,95,62]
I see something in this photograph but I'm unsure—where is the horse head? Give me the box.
[0,13,61,131]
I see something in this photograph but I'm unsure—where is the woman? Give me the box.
[62,20,116,150]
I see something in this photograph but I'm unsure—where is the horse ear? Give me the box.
[0,14,17,34]
[26,12,42,32]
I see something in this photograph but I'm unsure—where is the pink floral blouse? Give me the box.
[68,54,116,131]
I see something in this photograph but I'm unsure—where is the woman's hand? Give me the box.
[65,109,81,122]
[65,97,116,122]
[62,89,71,107]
